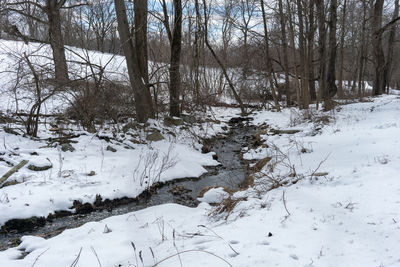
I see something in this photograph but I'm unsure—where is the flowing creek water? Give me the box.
[0,119,256,250]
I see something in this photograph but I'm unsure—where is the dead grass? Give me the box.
[209,196,248,220]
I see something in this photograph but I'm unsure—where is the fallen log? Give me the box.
[0,160,29,188]
[270,129,301,135]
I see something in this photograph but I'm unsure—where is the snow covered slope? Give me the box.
[1,95,399,266]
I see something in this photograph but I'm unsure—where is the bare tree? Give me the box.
[114,0,154,122]
[296,0,309,109]
[337,0,347,97]
[324,0,338,110]
[286,0,301,105]
[86,0,117,53]
[6,0,75,86]
[159,0,183,117]
[315,0,327,103]
[260,0,280,111]
[134,0,149,85]
[383,0,399,93]
[307,0,317,101]
[237,0,257,79]
[372,0,385,96]
[357,0,368,96]
[278,0,291,105]
[200,0,246,115]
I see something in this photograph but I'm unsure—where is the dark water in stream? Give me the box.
[0,120,255,250]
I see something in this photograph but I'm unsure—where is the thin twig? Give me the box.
[310,153,331,178]
[91,246,102,267]
[31,247,50,267]
[282,190,290,216]
[70,247,83,267]
[172,229,183,267]
[198,225,239,255]
[152,249,232,267]
[131,242,139,267]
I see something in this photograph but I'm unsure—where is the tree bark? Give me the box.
[372,0,385,96]
[383,0,399,93]
[307,0,316,101]
[169,0,182,117]
[286,0,301,106]
[324,0,338,110]
[260,0,280,111]
[358,1,367,96]
[193,0,202,106]
[315,0,326,104]
[134,0,149,85]
[296,0,309,109]
[337,0,347,98]
[278,0,291,106]
[114,0,154,122]
[45,0,69,86]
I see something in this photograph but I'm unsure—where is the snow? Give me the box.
[1,94,399,266]
[0,40,239,226]
[0,131,223,225]
[1,38,400,266]
[197,187,229,204]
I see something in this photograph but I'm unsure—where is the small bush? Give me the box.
[66,80,135,132]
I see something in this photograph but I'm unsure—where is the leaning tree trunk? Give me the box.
[114,0,154,122]
[46,0,69,87]
[200,0,246,116]
[169,0,182,117]
[324,0,338,111]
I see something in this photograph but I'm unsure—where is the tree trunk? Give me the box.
[287,0,301,106]
[296,0,309,109]
[260,0,280,111]
[383,0,399,93]
[134,0,149,85]
[315,0,326,104]
[45,0,69,86]
[169,0,182,117]
[278,0,291,106]
[324,0,338,110]
[372,0,385,96]
[337,0,347,98]
[358,1,367,96]
[193,0,202,106]
[114,0,154,122]
[307,0,316,101]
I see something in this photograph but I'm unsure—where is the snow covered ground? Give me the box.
[1,94,399,266]
[0,39,238,226]
[0,110,239,226]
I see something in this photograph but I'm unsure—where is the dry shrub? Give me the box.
[209,196,247,220]
[66,80,135,131]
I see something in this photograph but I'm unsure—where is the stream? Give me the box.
[0,119,255,250]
